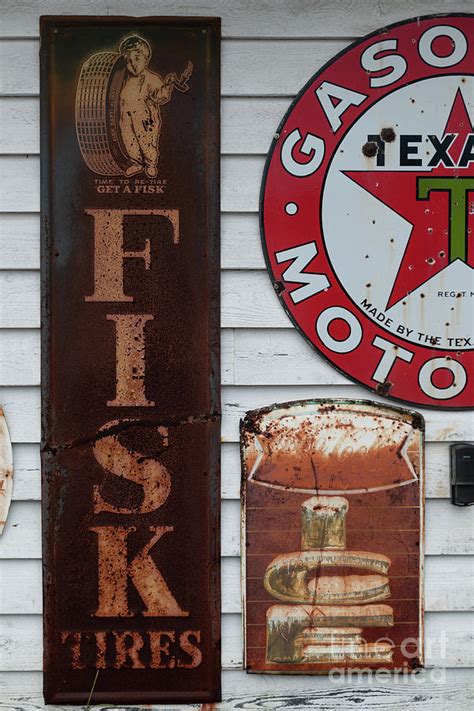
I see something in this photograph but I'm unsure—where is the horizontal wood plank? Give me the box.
[0,272,39,327]
[8,440,453,502]
[0,39,346,97]
[0,155,264,212]
[1,668,474,709]
[220,385,474,443]
[6,444,40,500]
[222,669,474,710]
[0,98,39,153]
[231,328,346,384]
[0,387,40,442]
[0,329,40,384]
[0,270,287,328]
[3,270,474,352]
[1,555,472,616]
[1,385,473,444]
[0,558,240,616]
[0,327,348,385]
[0,213,264,270]
[13,554,474,614]
[0,612,472,671]
[0,97,287,155]
[234,498,469,557]
[222,440,451,500]
[1,1,472,39]
[1,499,472,559]
[0,215,40,269]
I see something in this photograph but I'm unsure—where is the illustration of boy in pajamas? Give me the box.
[118,35,192,178]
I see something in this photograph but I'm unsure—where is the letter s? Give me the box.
[361,39,407,88]
[93,419,171,514]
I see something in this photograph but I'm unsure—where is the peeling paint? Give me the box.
[0,407,13,536]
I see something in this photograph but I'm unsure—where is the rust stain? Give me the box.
[362,141,378,158]
[380,127,396,143]
[376,381,393,396]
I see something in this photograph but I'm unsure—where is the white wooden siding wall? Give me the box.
[0,1,473,708]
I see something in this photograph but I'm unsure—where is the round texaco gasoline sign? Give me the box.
[261,14,473,408]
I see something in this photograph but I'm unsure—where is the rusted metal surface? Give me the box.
[0,407,13,535]
[260,14,474,409]
[241,399,425,674]
[40,16,221,704]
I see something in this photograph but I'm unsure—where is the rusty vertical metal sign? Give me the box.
[40,16,221,704]
[242,400,424,673]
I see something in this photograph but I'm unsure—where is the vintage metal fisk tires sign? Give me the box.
[261,14,473,408]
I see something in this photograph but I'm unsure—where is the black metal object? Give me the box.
[451,443,474,506]
[40,15,221,705]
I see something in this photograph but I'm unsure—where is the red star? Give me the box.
[344,89,474,309]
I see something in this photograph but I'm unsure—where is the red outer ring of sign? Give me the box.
[260,13,474,410]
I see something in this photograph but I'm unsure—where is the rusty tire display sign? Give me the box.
[241,399,425,674]
[40,16,221,704]
[260,14,473,409]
